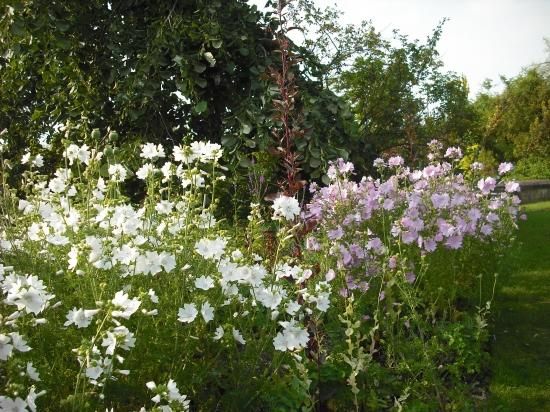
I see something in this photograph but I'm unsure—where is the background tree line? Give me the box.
[1,0,549,204]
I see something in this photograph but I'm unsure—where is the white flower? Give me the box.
[136,163,155,180]
[10,332,31,353]
[273,320,309,352]
[213,326,224,340]
[194,275,215,290]
[26,362,41,381]
[111,291,141,319]
[16,289,47,314]
[101,326,135,355]
[64,144,90,165]
[148,289,159,304]
[76,144,91,165]
[204,51,216,67]
[140,143,165,160]
[159,252,176,273]
[195,237,227,260]
[0,334,13,360]
[155,200,174,215]
[498,162,513,175]
[285,301,301,316]
[505,181,520,193]
[86,364,103,380]
[272,196,300,221]
[21,151,31,164]
[201,301,215,323]
[173,145,197,164]
[232,328,246,345]
[0,396,29,412]
[178,304,198,323]
[64,308,100,328]
[108,164,127,182]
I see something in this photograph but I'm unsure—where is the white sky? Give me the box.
[249,0,550,98]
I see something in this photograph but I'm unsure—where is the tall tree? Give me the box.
[336,23,476,172]
[0,0,273,166]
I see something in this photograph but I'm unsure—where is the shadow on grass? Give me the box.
[487,201,550,411]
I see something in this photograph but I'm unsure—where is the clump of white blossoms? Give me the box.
[140,142,166,160]
[272,195,301,221]
[3,273,55,315]
[194,237,227,260]
[145,379,190,411]
[111,290,141,319]
[273,320,310,352]
[64,307,100,328]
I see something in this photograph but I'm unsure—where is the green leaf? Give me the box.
[193,63,206,73]
[195,78,207,88]
[195,100,208,113]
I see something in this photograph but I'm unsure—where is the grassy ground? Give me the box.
[487,201,550,411]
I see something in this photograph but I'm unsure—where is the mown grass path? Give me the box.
[488,201,550,411]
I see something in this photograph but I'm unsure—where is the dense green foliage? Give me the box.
[337,23,475,171]
[471,69,550,178]
[2,0,547,186]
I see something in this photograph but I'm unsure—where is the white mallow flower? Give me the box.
[232,328,246,345]
[272,195,301,221]
[64,307,100,328]
[285,301,301,316]
[0,334,14,360]
[136,163,155,180]
[85,363,103,381]
[166,379,191,409]
[101,326,136,355]
[108,164,127,182]
[201,301,215,323]
[195,237,227,260]
[178,303,198,323]
[140,142,165,160]
[194,275,215,290]
[148,289,159,304]
[213,326,224,340]
[4,274,54,315]
[173,144,197,164]
[26,362,41,381]
[155,200,174,215]
[21,151,31,164]
[10,332,31,353]
[273,320,310,352]
[111,291,141,319]
[0,396,29,411]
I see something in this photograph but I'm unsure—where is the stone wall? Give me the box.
[502,180,550,204]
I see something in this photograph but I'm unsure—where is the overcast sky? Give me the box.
[250,0,550,97]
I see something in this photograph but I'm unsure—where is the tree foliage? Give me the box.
[0,0,276,155]
[473,69,550,162]
[336,22,478,172]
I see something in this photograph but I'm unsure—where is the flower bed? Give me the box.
[0,138,521,411]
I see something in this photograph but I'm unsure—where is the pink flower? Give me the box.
[444,147,463,159]
[431,193,450,209]
[477,177,496,195]
[388,156,404,167]
[445,235,463,250]
[328,226,344,240]
[423,238,437,252]
[498,162,513,175]
[505,181,520,193]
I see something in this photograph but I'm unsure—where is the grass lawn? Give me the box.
[487,201,550,411]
